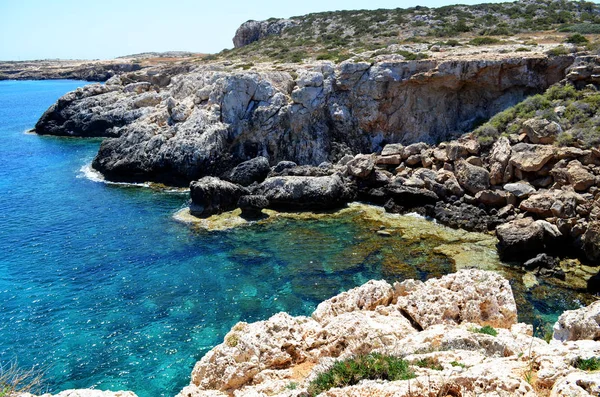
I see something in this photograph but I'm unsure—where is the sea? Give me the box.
[0,80,593,397]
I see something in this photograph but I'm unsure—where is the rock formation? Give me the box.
[35,55,573,186]
[232,20,299,48]
[174,270,600,397]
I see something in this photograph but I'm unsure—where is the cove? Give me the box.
[0,80,594,397]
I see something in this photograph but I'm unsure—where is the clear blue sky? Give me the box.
[1,0,506,61]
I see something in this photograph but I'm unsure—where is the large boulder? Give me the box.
[583,221,600,262]
[385,184,439,207]
[509,143,555,172]
[225,156,271,186]
[256,173,356,210]
[523,118,562,144]
[496,217,545,260]
[552,300,600,342]
[454,160,490,195]
[237,195,269,218]
[489,137,512,185]
[189,177,248,217]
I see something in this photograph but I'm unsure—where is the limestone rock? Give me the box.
[393,269,517,330]
[345,154,375,179]
[496,217,545,260]
[238,195,269,218]
[381,143,403,156]
[523,118,562,144]
[550,371,600,397]
[476,189,515,208]
[189,177,248,217]
[583,221,600,262]
[22,391,138,397]
[567,161,595,192]
[232,19,298,48]
[553,300,600,342]
[312,280,394,325]
[503,182,536,199]
[489,137,512,185]
[510,143,556,172]
[455,160,490,195]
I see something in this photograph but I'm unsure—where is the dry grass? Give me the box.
[0,360,45,397]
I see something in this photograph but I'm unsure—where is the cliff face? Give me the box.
[232,19,299,48]
[35,55,574,185]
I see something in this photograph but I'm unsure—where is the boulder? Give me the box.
[566,161,595,191]
[489,137,512,185]
[381,143,404,156]
[225,156,271,186]
[454,160,490,195]
[189,177,248,217]
[256,173,355,210]
[550,371,600,397]
[385,184,439,207]
[394,269,518,330]
[523,118,562,144]
[553,300,600,342]
[510,143,556,172]
[475,189,515,208]
[345,154,375,179]
[496,217,545,260]
[503,182,536,199]
[520,190,580,218]
[237,195,269,218]
[271,161,297,173]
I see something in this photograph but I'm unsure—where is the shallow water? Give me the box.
[0,80,594,397]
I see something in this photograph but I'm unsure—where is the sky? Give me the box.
[1,0,507,61]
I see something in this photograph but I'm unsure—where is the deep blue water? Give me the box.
[0,80,593,397]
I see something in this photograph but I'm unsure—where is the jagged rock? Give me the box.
[256,173,355,210]
[345,154,375,179]
[523,118,562,144]
[553,300,600,342]
[524,253,559,271]
[520,190,581,218]
[504,182,536,199]
[189,177,248,217]
[510,143,556,172]
[475,189,515,208]
[429,202,496,232]
[454,160,490,195]
[238,195,269,218]
[496,217,545,260]
[566,161,595,191]
[225,156,271,186]
[232,19,299,48]
[402,142,429,159]
[489,137,512,185]
[312,280,394,325]
[381,143,403,156]
[394,269,517,330]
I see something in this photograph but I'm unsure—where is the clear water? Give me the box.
[0,80,594,397]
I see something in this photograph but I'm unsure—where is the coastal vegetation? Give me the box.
[307,353,414,396]
[210,0,600,63]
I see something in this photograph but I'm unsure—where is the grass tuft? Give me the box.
[574,357,600,371]
[307,353,414,396]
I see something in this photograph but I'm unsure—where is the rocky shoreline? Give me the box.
[21,270,600,397]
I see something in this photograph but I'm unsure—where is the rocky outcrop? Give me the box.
[0,60,142,82]
[36,55,573,185]
[553,300,600,342]
[189,177,248,217]
[176,270,600,397]
[255,173,356,210]
[232,19,299,48]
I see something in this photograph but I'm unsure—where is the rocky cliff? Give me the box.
[35,54,573,186]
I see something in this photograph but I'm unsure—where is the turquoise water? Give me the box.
[0,80,592,397]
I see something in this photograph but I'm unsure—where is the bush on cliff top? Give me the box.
[308,353,414,396]
[474,83,600,149]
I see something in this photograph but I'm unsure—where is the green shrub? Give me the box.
[559,23,600,34]
[471,325,498,336]
[307,353,414,396]
[565,33,590,44]
[546,84,579,101]
[469,37,502,46]
[450,361,466,368]
[574,357,600,371]
[547,45,569,56]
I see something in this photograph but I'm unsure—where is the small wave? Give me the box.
[77,163,150,187]
[77,163,189,193]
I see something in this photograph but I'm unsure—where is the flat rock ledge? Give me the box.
[173,269,600,397]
